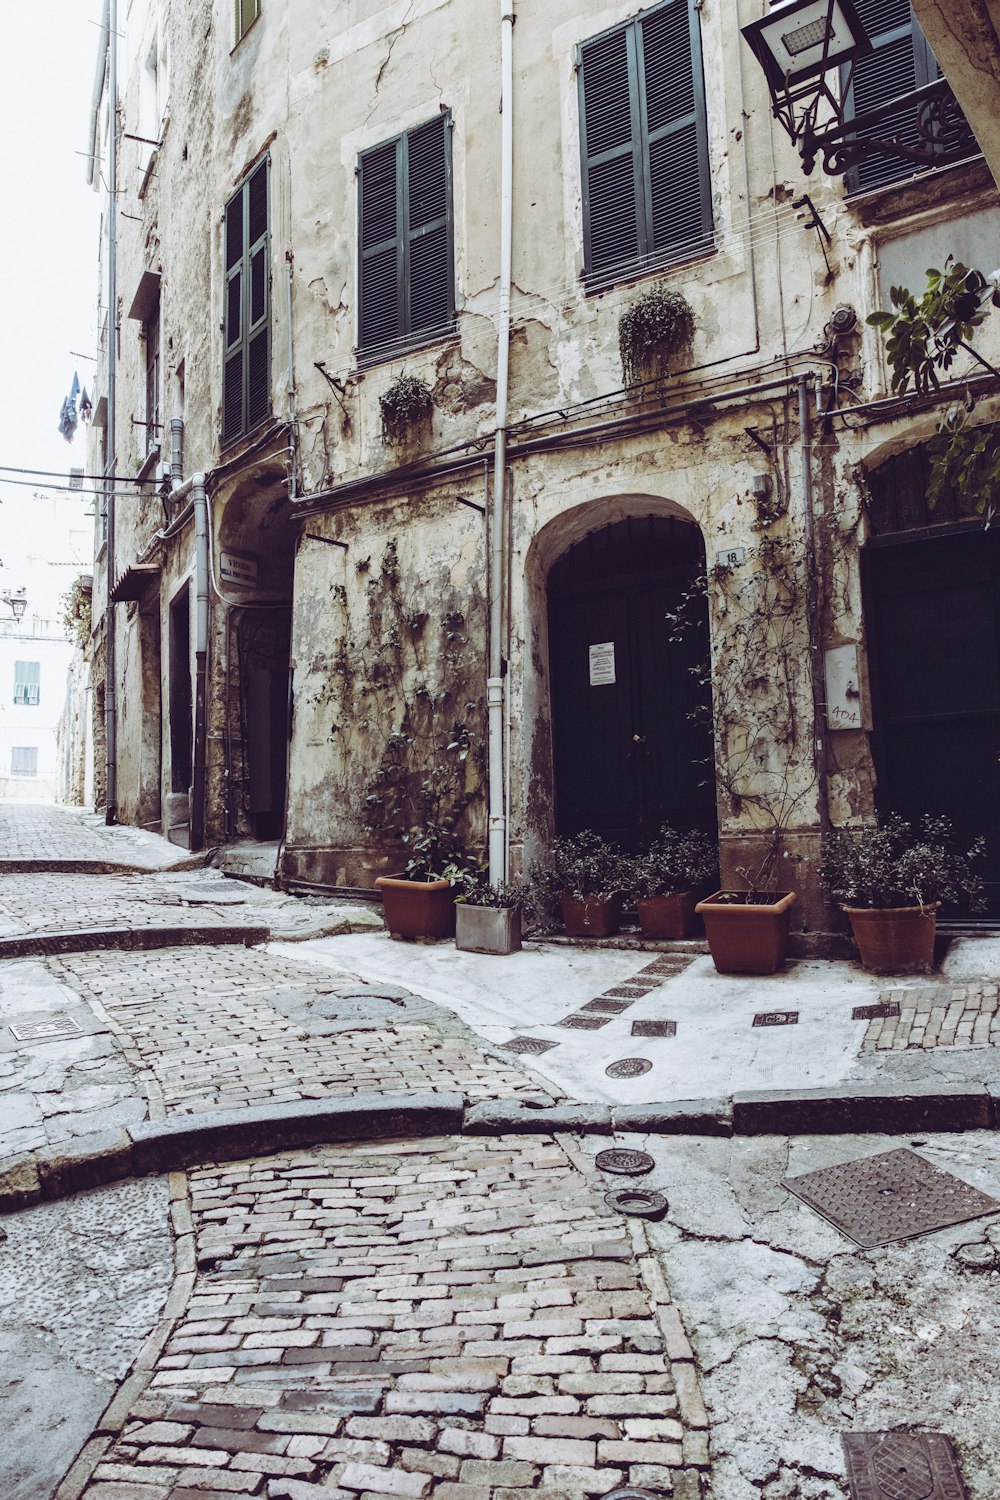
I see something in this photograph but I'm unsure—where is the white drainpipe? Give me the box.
[190,473,210,850]
[488,0,514,886]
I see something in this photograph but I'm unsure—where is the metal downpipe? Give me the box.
[191,473,210,851]
[104,0,118,824]
[488,1,514,887]
[798,375,830,836]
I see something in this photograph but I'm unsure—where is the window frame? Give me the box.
[222,156,271,448]
[10,746,38,778]
[234,0,260,48]
[356,111,457,367]
[577,0,713,290]
[144,302,161,458]
[13,661,40,707]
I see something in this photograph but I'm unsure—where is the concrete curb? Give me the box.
[0,856,209,876]
[3,1083,998,1214]
[0,924,272,959]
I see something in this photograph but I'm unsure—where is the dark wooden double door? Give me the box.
[866,527,1000,916]
[548,516,715,846]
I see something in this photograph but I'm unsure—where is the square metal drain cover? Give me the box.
[500,1036,558,1055]
[9,1014,85,1042]
[581,997,633,1014]
[842,1431,968,1499]
[753,1010,798,1027]
[783,1148,1000,1248]
[605,982,659,998]
[852,1002,901,1021]
[559,1014,613,1030]
[631,1019,677,1038]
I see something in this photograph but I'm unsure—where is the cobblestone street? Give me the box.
[75,1135,704,1500]
[4,805,1000,1500]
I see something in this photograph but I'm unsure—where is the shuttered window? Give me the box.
[579,0,712,287]
[10,747,38,777]
[13,661,40,707]
[222,159,270,447]
[358,113,455,363]
[843,1,954,193]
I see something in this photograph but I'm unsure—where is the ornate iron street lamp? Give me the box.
[1,591,27,621]
[742,0,979,179]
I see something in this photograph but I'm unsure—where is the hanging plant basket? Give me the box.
[619,285,695,389]
[380,375,434,446]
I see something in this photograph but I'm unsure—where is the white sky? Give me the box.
[0,4,102,575]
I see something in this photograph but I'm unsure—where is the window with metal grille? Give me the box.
[234,0,259,46]
[10,747,37,777]
[222,158,270,447]
[843,0,976,193]
[13,661,40,706]
[578,0,713,287]
[358,113,455,363]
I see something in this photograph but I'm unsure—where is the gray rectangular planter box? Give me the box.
[455,904,522,955]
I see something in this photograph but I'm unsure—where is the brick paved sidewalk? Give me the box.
[0,871,380,944]
[861,982,1000,1052]
[0,803,194,869]
[48,947,552,1121]
[68,1133,707,1500]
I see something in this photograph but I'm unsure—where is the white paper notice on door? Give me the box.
[589,641,616,686]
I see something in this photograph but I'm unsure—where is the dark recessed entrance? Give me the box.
[547,514,715,846]
[865,445,1000,916]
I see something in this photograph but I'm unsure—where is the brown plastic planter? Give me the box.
[843,902,939,974]
[636,891,697,940]
[560,892,623,938]
[455,905,522,955]
[375,875,456,940]
[695,890,797,975]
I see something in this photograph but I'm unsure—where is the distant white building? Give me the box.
[0,490,92,802]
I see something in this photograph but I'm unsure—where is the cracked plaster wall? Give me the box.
[88,0,1000,900]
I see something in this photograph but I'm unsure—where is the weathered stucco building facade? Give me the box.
[86,0,1000,946]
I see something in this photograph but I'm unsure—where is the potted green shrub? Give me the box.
[630,825,718,940]
[820,814,985,974]
[375,820,475,941]
[619,285,694,389]
[530,831,628,938]
[455,877,525,956]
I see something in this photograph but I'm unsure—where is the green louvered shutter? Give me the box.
[359,138,402,356]
[406,114,454,341]
[359,115,454,360]
[580,0,712,284]
[639,1,712,263]
[222,158,270,445]
[580,23,643,280]
[844,1,938,193]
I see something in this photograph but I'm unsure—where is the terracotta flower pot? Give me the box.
[694,890,797,975]
[636,891,697,940]
[375,875,456,940]
[455,904,522,955]
[560,892,623,938]
[843,902,939,975]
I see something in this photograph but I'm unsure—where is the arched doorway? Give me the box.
[546,513,715,846]
[864,443,1000,915]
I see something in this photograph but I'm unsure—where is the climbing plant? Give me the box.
[868,259,1000,517]
[60,576,92,649]
[666,537,814,898]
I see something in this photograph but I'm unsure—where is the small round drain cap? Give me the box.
[604,1187,668,1221]
[602,1489,665,1500]
[605,1057,653,1079]
[595,1147,655,1176]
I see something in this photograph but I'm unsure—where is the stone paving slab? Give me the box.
[63,1134,708,1500]
[0,804,202,872]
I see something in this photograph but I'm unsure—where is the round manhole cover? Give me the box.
[604,1187,668,1221]
[603,1490,664,1500]
[595,1148,655,1176]
[605,1058,653,1079]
